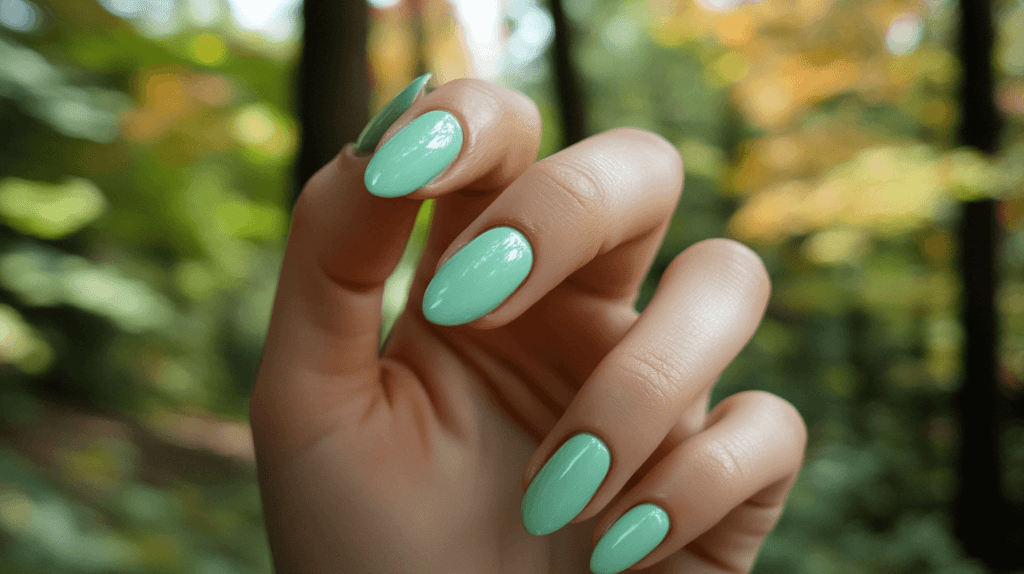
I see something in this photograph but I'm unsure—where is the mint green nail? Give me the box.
[590,504,670,574]
[364,109,463,198]
[355,72,432,155]
[422,226,532,326]
[521,433,610,536]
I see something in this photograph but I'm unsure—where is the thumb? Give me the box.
[252,74,435,434]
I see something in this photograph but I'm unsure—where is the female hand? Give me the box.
[249,74,808,574]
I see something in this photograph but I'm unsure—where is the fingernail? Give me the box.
[589,504,670,574]
[364,109,463,198]
[520,433,610,536]
[422,226,533,327]
[354,72,433,155]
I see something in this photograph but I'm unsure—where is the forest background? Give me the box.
[1,0,1023,572]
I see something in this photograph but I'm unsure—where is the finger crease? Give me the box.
[685,539,747,574]
[532,162,606,223]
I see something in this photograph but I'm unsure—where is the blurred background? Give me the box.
[0,0,1022,572]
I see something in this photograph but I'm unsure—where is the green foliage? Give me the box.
[0,0,291,415]
[0,440,270,573]
[0,0,289,570]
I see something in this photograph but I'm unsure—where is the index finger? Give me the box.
[251,77,543,450]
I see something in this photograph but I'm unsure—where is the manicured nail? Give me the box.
[521,433,611,536]
[354,72,433,155]
[364,109,463,198]
[589,504,670,574]
[422,226,532,327]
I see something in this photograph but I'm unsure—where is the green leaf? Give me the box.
[0,177,107,239]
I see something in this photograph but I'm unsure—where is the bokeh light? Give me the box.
[0,0,39,32]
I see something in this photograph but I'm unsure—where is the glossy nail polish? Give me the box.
[521,433,611,536]
[364,109,463,198]
[422,226,532,326]
[354,72,433,155]
[589,504,670,574]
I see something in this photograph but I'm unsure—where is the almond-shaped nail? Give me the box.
[521,433,611,536]
[422,226,532,327]
[364,109,463,198]
[590,504,670,574]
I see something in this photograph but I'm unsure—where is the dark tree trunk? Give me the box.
[294,0,370,207]
[952,0,1020,569]
[547,0,587,147]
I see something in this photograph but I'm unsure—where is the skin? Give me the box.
[250,78,809,574]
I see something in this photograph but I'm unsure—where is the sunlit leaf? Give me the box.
[0,303,54,374]
[0,177,108,240]
[0,242,175,333]
[0,37,129,142]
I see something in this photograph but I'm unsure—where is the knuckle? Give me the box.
[617,348,691,404]
[697,390,808,489]
[531,159,608,223]
[734,390,809,463]
[699,434,752,486]
[495,83,540,122]
[442,78,514,117]
[433,79,542,137]
[440,77,495,96]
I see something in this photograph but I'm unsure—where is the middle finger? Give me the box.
[418,126,686,330]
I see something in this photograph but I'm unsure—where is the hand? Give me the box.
[250,75,808,574]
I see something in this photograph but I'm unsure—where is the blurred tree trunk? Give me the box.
[294,0,370,207]
[547,0,587,147]
[951,0,1021,569]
